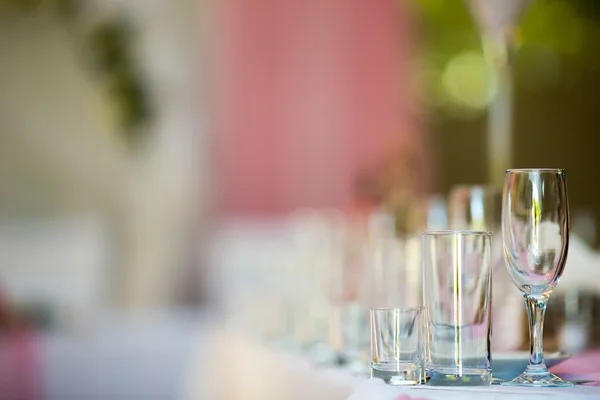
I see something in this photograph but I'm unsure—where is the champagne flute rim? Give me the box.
[421,229,492,237]
[506,168,565,174]
[450,183,500,190]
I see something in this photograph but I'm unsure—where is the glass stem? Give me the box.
[526,296,547,368]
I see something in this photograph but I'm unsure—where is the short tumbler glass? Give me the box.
[370,307,423,385]
[422,230,492,386]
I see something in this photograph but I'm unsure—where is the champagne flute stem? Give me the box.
[525,296,548,368]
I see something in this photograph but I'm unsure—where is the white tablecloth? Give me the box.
[40,310,205,400]
[180,329,600,400]
[182,326,600,400]
[349,379,600,400]
[36,315,600,400]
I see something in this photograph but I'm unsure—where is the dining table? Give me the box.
[3,310,600,400]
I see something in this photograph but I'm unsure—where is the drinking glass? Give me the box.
[370,307,423,385]
[448,185,502,232]
[466,0,534,187]
[448,185,524,351]
[501,168,573,387]
[422,230,492,386]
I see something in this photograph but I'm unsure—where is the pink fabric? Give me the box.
[394,395,428,400]
[211,0,422,216]
[0,331,41,400]
[551,350,600,386]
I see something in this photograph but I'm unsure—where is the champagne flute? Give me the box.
[466,0,533,187]
[501,169,573,387]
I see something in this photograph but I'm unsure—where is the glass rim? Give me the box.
[370,306,423,313]
[506,168,565,174]
[421,229,492,237]
[450,184,501,191]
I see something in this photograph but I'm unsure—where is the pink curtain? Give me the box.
[210,0,420,216]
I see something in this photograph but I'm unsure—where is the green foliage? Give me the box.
[88,19,150,143]
[409,0,600,115]
[0,0,151,146]
[412,0,600,64]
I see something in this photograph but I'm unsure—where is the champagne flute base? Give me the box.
[502,367,574,387]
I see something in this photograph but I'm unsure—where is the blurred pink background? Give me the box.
[211,0,424,216]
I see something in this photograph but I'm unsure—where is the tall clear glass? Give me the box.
[422,230,492,386]
[501,168,573,387]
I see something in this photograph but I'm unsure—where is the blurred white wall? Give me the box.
[0,1,205,319]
